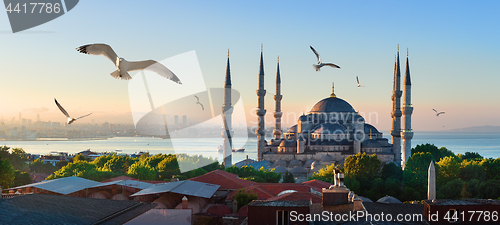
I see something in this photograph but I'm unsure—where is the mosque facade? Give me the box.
[247,46,413,177]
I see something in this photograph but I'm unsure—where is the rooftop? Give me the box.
[0,193,156,225]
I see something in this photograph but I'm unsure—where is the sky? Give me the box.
[0,0,499,132]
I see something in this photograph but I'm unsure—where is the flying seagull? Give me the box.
[194,95,204,110]
[54,98,92,124]
[432,109,445,116]
[76,43,182,84]
[310,46,340,71]
[356,76,365,87]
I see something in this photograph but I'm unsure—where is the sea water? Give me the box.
[1,132,500,163]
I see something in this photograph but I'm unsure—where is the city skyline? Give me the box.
[1,1,499,132]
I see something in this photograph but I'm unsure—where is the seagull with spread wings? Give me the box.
[194,95,204,110]
[432,109,445,116]
[76,43,182,84]
[54,98,92,124]
[356,76,365,87]
[310,46,340,71]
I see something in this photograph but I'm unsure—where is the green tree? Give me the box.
[403,152,433,189]
[0,146,29,171]
[310,164,336,183]
[127,163,156,180]
[436,156,460,186]
[480,158,500,180]
[459,160,486,181]
[223,166,281,183]
[30,158,57,174]
[0,155,15,188]
[477,180,500,199]
[411,144,454,162]
[459,152,483,161]
[101,155,136,174]
[344,153,381,181]
[73,154,89,162]
[282,171,295,183]
[437,179,464,199]
[157,155,181,180]
[232,188,257,211]
[13,170,32,187]
[381,162,403,181]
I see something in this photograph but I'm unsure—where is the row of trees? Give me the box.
[310,144,500,202]
[47,153,221,181]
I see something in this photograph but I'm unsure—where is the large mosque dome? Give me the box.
[310,97,356,113]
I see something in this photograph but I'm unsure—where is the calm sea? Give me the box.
[1,132,500,163]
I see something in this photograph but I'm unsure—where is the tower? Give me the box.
[401,49,413,169]
[391,46,402,166]
[428,160,436,200]
[222,50,233,168]
[273,57,283,140]
[256,46,266,161]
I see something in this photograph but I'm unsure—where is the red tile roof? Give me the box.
[226,185,275,200]
[266,191,322,204]
[188,170,257,190]
[301,179,331,192]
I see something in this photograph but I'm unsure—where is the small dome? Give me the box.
[279,139,296,148]
[273,160,287,167]
[313,123,347,134]
[288,159,303,168]
[377,195,402,204]
[358,196,373,202]
[287,125,298,133]
[273,166,288,174]
[304,159,315,168]
[310,97,356,113]
[238,205,248,217]
[311,161,321,170]
[299,115,307,121]
[291,166,308,174]
[320,154,334,162]
[206,204,232,216]
[362,139,381,148]
[364,124,380,134]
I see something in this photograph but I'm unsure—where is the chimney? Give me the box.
[233,199,238,213]
[246,155,248,160]
[182,196,188,209]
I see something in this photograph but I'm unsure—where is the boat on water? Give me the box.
[217,145,245,153]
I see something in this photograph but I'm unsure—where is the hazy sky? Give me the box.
[0,0,499,131]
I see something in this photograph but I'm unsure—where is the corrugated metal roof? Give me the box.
[130,180,220,199]
[248,200,310,207]
[7,176,101,195]
[91,180,154,190]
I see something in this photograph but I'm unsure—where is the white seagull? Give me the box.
[356,76,365,87]
[432,109,445,117]
[194,95,204,110]
[54,98,92,124]
[310,46,340,71]
[76,43,182,84]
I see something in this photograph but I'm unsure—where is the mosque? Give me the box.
[222,46,413,179]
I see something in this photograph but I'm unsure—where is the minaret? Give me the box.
[273,57,283,140]
[391,46,402,166]
[428,160,436,200]
[401,48,413,169]
[256,45,266,161]
[222,50,233,168]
